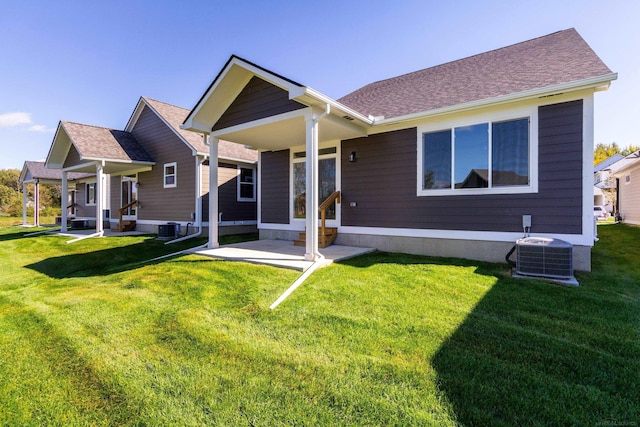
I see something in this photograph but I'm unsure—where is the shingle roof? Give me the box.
[143,97,258,162]
[61,121,154,163]
[23,161,92,181]
[338,28,613,119]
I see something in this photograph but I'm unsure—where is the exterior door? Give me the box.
[67,190,77,216]
[292,147,338,224]
[121,176,137,220]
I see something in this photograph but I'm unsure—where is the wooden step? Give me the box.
[294,227,338,248]
[117,220,136,232]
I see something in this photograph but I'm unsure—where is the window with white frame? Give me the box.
[238,166,256,202]
[85,183,96,205]
[419,116,531,195]
[164,162,177,188]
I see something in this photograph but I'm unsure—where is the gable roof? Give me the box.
[611,150,640,176]
[338,28,615,120]
[130,97,258,162]
[594,153,625,172]
[61,121,154,163]
[20,160,92,184]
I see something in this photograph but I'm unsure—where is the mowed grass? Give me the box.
[0,224,638,425]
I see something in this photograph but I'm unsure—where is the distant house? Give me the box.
[44,97,257,236]
[183,28,616,271]
[612,150,640,225]
[594,153,625,211]
[19,160,93,226]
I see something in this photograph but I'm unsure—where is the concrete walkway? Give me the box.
[192,239,375,271]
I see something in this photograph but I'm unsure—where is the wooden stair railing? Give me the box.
[294,191,341,248]
[117,200,138,232]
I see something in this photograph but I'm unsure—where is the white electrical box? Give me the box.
[522,215,532,228]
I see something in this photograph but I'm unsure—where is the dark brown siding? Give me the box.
[131,106,195,221]
[341,100,583,234]
[201,162,257,222]
[212,77,306,131]
[63,145,83,168]
[261,150,290,224]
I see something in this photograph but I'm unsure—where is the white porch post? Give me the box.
[96,163,104,234]
[34,180,39,226]
[208,136,219,249]
[61,172,68,232]
[22,182,27,225]
[305,112,320,261]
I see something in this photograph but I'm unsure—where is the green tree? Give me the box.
[594,142,640,165]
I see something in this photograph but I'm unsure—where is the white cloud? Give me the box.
[27,124,55,133]
[0,112,32,128]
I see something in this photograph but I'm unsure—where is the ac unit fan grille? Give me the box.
[516,238,573,279]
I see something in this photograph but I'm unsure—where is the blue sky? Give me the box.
[1,0,638,170]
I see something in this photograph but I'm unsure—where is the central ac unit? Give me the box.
[515,237,573,280]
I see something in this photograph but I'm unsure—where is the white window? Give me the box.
[237,166,256,202]
[85,183,96,205]
[164,162,177,188]
[418,112,536,196]
[626,175,631,184]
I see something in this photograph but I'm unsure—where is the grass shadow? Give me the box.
[430,228,640,425]
[25,236,207,278]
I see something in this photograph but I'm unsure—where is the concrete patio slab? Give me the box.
[192,239,375,271]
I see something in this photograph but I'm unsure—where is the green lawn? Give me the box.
[0,224,638,425]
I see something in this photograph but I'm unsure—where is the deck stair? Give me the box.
[116,199,138,232]
[117,220,137,232]
[293,190,341,249]
[294,227,338,248]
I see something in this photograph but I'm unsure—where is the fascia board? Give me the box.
[289,86,373,127]
[81,157,156,166]
[373,73,618,126]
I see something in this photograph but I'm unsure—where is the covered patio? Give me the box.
[193,239,374,272]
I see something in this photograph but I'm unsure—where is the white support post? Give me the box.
[22,182,27,225]
[208,136,220,249]
[61,172,68,232]
[195,155,203,230]
[305,113,320,261]
[34,180,39,226]
[96,163,104,235]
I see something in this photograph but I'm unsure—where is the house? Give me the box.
[594,153,624,211]
[612,150,640,224]
[19,160,93,226]
[182,28,616,271]
[44,97,257,236]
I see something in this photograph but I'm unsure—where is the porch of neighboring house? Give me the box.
[193,239,374,271]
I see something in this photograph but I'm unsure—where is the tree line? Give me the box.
[0,169,61,217]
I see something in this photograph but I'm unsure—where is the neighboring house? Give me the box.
[44,97,257,236]
[19,160,93,226]
[183,28,616,271]
[594,153,624,211]
[612,150,640,225]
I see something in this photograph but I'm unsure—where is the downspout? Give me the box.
[166,153,206,245]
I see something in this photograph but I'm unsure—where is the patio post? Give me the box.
[61,171,68,232]
[34,180,39,226]
[305,110,320,261]
[208,136,220,249]
[22,181,27,225]
[96,163,104,235]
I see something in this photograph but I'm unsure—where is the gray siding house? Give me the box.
[45,97,258,236]
[182,28,616,271]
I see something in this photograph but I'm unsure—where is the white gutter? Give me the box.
[269,259,323,309]
[373,73,618,126]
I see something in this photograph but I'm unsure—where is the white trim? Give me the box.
[112,219,256,227]
[257,152,262,227]
[289,142,340,227]
[237,165,256,202]
[163,162,177,188]
[416,105,538,196]
[338,225,594,247]
[375,73,617,126]
[259,222,305,232]
[85,182,97,206]
[82,157,155,166]
[582,95,595,242]
[211,108,307,138]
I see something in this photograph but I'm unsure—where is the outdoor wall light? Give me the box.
[349,151,357,162]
